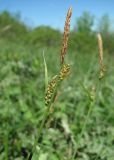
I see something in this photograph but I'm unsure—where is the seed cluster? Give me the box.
[90,86,96,101]
[45,64,71,106]
[60,7,72,64]
[45,76,58,106]
[59,64,70,80]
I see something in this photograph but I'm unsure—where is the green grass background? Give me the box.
[0,38,114,160]
[0,10,114,160]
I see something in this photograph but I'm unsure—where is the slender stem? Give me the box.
[71,101,94,160]
[4,131,9,160]
[79,101,93,140]
[27,80,61,160]
[27,106,49,159]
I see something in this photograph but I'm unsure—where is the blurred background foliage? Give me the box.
[0,11,114,160]
[0,11,114,53]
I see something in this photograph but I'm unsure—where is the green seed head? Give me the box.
[59,64,70,80]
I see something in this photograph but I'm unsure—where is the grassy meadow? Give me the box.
[0,9,114,160]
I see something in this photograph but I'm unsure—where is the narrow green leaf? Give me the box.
[43,49,48,92]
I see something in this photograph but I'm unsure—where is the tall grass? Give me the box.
[0,6,112,160]
[27,7,72,160]
[27,6,107,160]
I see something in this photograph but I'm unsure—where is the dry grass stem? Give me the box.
[97,33,106,79]
[97,33,103,69]
[60,7,72,64]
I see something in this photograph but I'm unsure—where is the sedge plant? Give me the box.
[27,6,72,160]
[71,33,106,160]
[27,7,107,160]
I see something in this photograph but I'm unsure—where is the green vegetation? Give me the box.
[0,10,114,160]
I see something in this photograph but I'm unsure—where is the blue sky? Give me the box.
[0,0,114,30]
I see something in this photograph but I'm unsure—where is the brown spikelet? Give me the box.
[97,33,103,69]
[97,33,106,79]
[60,7,72,65]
